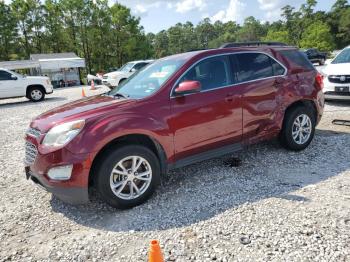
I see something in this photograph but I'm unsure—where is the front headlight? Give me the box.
[42,120,85,147]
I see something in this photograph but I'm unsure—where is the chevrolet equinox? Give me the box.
[25,43,325,208]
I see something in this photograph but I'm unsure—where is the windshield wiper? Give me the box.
[113,92,129,99]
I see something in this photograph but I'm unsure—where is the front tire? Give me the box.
[28,87,45,102]
[279,106,316,151]
[95,145,160,209]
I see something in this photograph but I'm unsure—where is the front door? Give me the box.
[0,70,23,98]
[169,55,243,161]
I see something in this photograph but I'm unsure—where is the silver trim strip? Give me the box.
[170,51,288,98]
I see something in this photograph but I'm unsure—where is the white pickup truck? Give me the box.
[102,60,154,88]
[0,68,53,102]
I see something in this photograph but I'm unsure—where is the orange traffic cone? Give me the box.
[148,240,164,262]
[90,79,96,90]
[82,87,86,97]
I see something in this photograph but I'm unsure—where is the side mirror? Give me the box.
[175,81,201,95]
[11,75,17,80]
[130,68,137,72]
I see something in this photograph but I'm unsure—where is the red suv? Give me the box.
[25,43,325,208]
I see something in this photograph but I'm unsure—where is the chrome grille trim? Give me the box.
[328,75,350,84]
[26,127,41,138]
[25,141,38,165]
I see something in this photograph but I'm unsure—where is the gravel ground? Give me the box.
[0,86,349,262]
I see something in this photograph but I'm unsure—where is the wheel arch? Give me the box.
[118,78,127,85]
[26,84,46,96]
[89,133,168,187]
[283,99,317,126]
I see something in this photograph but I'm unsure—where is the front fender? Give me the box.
[66,113,174,160]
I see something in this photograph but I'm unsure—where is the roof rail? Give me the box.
[220,42,288,48]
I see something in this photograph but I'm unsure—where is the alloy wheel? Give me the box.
[292,114,312,145]
[109,156,152,200]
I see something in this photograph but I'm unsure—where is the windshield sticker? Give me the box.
[150,72,169,78]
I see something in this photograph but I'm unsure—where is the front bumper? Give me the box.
[24,135,92,205]
[26,167,89,204]
[45,84,54,94]
[323,79,350,100]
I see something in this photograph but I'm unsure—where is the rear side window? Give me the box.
[234,53,285,83]
[279,50,314,70]
[179,55,231,91]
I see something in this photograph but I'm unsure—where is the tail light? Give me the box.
[315,73,324,90]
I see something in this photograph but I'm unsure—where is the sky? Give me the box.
[116,0,337,33]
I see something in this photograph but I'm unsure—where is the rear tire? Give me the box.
[27,86,45,102]
[95,145,160,209]
[279,106,316,151]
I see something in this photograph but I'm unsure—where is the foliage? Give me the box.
[300,21,335,51]
[0,0,349,73]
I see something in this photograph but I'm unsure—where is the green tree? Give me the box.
[0,2,18,60]
[153,30,169,58]
[236,16,266,41]
[263,29,290,44]
[338,8,350,46]
[300,21,335,51]
[11,0,44,57]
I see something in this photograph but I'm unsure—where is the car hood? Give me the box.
[31,95,135,132]
[103,71,125,78]
[322,63,350,75]
[26,76,50,81]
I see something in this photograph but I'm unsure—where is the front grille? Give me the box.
[328,75,350,84]
[103,76,108,79]
[25,141,38,165]
[26,127,41,138]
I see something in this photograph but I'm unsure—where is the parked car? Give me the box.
[102,60,154,89]
[0,68,53,102]
[303,48,327,65]
[322,45,350,100]
[25,43,324,208]
[87,74,102,85]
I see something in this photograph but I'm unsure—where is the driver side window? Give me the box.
[0,70,13,81]
[179,56,231,91]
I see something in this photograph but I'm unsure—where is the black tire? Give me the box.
[279,106,316,151]
[27,86,45,102]
[95,145,160,209]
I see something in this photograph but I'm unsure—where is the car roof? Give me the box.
[129,60,154,64]
[164,45,297,61]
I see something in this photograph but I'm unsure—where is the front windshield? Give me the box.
[11,71,24,78]
[332,48,350,64]
[118,62,135,72]
[109,57,186,99]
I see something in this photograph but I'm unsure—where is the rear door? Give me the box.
[169,55,243,161]
[230,52,287,142]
